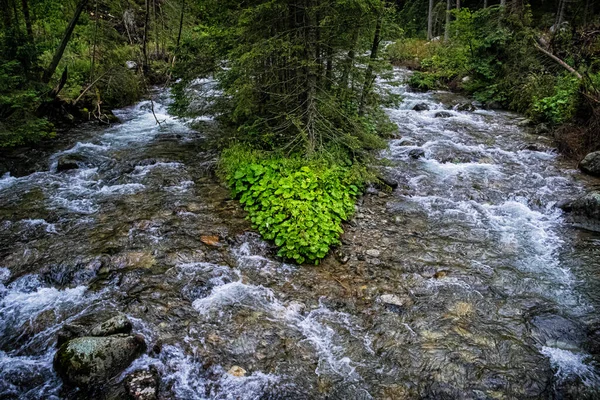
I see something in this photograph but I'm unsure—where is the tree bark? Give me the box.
[556,0,566,27]
[175,0,185,49]
[142,0,150,73]
[341,26,359,91]
[444,0,450,42]
[42,0,88,83]
[583,0,591,26]
[427,0,434,40]
[20,0,33,41]
[359,13,382,116]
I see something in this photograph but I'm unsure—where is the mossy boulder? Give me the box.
[579,151,600,177]
[54,334,146,388]
[89,314,133,337]
[559,191,600,220]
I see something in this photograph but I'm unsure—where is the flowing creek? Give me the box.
[1,70,599,399]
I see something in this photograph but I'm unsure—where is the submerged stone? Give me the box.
[54,334,146,388]
[125,367,159,400]
[228,365,247,377]
[89,314,133,337]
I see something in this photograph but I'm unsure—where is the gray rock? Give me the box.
[379,294,412,314]
[56,154,86,172]
[534,123,550,135]
[366,249,380,258]
[579,151,600,176]
[516,118,533,127]
[434,111,453,118]
[412,103,430,111]
[455,102,476,112]
[125,367,159,400]
[54,334,146,388]
[126,61,138,70]
[89,314,132,337]
[560,191,600,220]
[379,294,409,307]
[57,323,88,347]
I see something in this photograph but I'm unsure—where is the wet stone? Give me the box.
[579,151,600,176]
[412,103,430,111]
[408,148,425,159]
[54,334,146,388]
[434,111,453,118]
[89,314,133,337]
[227,365,247,377]
[366,249,381,258]
[56,154,86,172]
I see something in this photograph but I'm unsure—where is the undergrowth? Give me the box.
[220,145,367,264]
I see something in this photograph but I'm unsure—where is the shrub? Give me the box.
[530,75,580,125]
[220,145,364,264]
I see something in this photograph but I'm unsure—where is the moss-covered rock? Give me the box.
[89,314,133,337]
[54,334,146,388]
[579,151,600,177]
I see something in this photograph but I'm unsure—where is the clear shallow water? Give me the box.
[0,72,599,399]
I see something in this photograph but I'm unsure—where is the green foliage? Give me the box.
[408,71,443,91]
[531,75,580,125]
[220,145,364,264]
[0,60,54,147]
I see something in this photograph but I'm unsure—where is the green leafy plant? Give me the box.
[530,75,580,125]
[220,145,363,264]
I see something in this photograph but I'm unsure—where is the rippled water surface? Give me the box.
[1,72,599,399]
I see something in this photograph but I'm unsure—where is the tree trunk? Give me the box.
[556,0,566,27]
[444,0,450,42]
[142,0,150,73]
[20,0,33,41]
[341,26,359,91]
[427,0,434,40]
[90,0,99,81]
[583,0,590,26]
[0,0,13,31]
[304,0,318,154]
[42,0,88,83]
[456,0,460,10]
[484,0,488,8]
[359,13,382,116]
[175,0,185,49]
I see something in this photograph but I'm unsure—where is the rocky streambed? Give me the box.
[1,72,600,399]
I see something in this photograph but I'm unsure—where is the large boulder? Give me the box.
[579,151,600,176]
[559,192,600,220]
[54,334,146,388]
